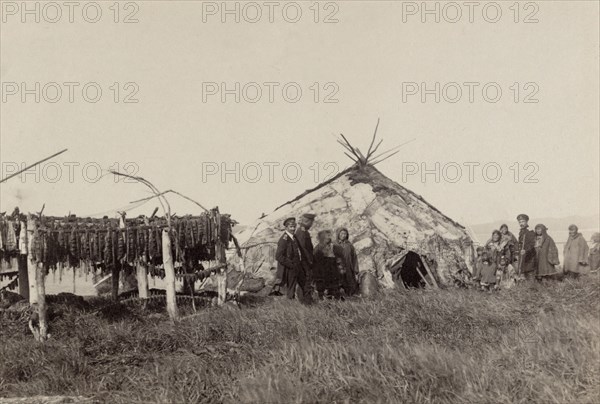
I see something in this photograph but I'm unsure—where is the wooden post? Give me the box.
[231,235,246,295]
[183,257,195,296]
[162,229,179,319]
[216,241,227,306]
[26,217,38,304]
[111,217,126,300]
[136,260,149,300]
[17,256,29,299]
[73,264,77,294]
[27,215,47,341]
[111,264,120,300]
[35,260,48,341]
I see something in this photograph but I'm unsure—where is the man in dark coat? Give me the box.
[295,213,316,299]
[273,217,304,299]
[516,214,536,278]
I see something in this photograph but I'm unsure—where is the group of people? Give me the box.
[474,213,600,291]
[270,213,359,301]
[269,212,600,298]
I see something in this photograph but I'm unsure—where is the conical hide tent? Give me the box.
[234,123,475,290]
[235,164,474,289]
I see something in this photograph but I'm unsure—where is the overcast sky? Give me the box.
[1,1,598,227]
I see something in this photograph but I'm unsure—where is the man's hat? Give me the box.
[302,213,316,220]
[516,214,529,221]
[283,217,296,226]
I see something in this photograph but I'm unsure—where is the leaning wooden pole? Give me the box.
[415,264,432,288]
[0,149,67,183]
[420,258,439,289]
[162,229,179,319]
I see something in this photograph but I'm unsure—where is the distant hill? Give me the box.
[470,214,599,236]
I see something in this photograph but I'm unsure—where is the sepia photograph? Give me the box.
[0,1,599,403]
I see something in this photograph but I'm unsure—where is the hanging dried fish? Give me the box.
[89,231,97,262]
[76,227,82,264]
[80,231,89,261]
[204,215,210,245]
[41,232,47,264]
[148,226,156,259]
[117,229,125,261]
[171,228,178,264]
[174,222,182,262]
[176,220,183,250]
[57,228,65,260]
[32,228,42,262]
[19,220,28,255]
[67,227,78,267]
[127,228,136,263]
[111,229,117,265]
[88,230,95,262]
[98,229,105,263]
[187,219,193,247]
[155,226,162,259]
[104,230,112,267]
[137,227,147,262]
[6,221,17,251]
[0,219,5,252]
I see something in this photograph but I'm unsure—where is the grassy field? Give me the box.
[1,276,599,404]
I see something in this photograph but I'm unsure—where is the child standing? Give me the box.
[473,246,485,282]
[479,253,497,291]
[336,227,359,296]
[314,230,344,299]
[496,256,516,290]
